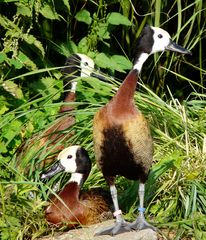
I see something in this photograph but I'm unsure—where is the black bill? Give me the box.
[166,40,192,55]
[90,72,107,81]
[41,162,65,180]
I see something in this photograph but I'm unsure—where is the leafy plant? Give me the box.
[0,0,206,239]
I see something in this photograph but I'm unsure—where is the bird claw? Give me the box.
[95,219,131,236]
[130,215,157,232]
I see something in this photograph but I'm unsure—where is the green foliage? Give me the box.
[0,181,48,240]
[107,12,132,26]
[0,0,206,239]
[75,9,92,25]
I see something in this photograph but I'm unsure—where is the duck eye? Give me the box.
[67,155,72,159]
[84,62,88,66]
[158,34,163,38]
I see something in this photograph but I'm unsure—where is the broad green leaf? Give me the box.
[0,105,9,115]
[79,77,112,97]
[109,58,123,72]
[97,22,110,39]
[0,142,7,153]
[9,58,23,69]
[40,3,59,20]
[120,0,131,17]
[62,0,70,12]
[95,53,130,72]
[0,52,7,63]
[111,55,132,71]
[95,53,111,69]
[78,37,89,53]
[75,10,92,25]
[3,119,22,142]
[107,12,132,26]
[16,3,31,17]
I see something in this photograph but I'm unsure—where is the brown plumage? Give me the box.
[46,183,111,227]
[93,69,152,183]
[16,54,96,172]
[41,146,112,228]
[93,25,191,236]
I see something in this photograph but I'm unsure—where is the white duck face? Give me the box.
[133,25,191,72]
[151,27,171,53]
[63,53,105,92]
[58,145,79,173]
[41,145,91,181]
[66,54,95,92]
[151,26,192,54]
[77,53,95,78]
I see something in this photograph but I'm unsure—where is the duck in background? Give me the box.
[93,25,191,235]
[17,54,104,172]
[41,145,112,228]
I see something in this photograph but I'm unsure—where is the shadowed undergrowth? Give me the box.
[0,0,206,239]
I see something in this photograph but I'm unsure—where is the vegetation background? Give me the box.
[0,0,206,239]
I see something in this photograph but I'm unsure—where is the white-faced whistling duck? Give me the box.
[93,25,191,236]
[41,145,112,228]
[17,54,104,172]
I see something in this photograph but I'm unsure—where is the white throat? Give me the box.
[133,53,149,73]
[70,81,77,93]
[69,172,84,185]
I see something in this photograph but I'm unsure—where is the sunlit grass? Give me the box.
[1,67,206,239]
[0,0,206,239]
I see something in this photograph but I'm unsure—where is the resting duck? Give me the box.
[17,54,103,172]
[41,145,112,228]
[93,25,191,235]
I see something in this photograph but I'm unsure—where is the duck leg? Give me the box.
[130,183,156,231]
[95,183,131,236]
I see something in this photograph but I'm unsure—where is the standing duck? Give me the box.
[17,54,103,171]
[41,145,112,228]
[93,25,191,235]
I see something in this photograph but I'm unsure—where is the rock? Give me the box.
[39,220,157,240]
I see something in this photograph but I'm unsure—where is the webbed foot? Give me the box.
[130,215,156,231]
[95,219,131,236]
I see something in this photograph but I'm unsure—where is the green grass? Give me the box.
[1,69,206,239]
[0,0,206,239]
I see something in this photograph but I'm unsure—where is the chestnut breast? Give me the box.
[45,182,111,227]
[93,100,153,182]
[45,183,86,227]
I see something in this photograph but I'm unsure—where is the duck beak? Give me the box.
[41,162,65,180]
[90,72,107,81]
[166,39,192,55]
